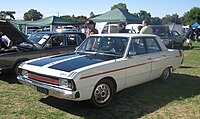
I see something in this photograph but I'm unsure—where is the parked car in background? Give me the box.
[0,20,86,75]
[18,34,183,108]
[150,25,185,49]
[169,30,185,48]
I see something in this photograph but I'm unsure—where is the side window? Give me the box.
[146,37,161,53]
[66,34,78,46]
[51,35,65,47]
[129,38,146,55]
[76,35,83,45]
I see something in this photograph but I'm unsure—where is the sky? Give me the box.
[1,0,200,20]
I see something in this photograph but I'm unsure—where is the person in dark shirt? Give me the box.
[118,23,128,33]
[185,25,194,49]
[86,20,98,38]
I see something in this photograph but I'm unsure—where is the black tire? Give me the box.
[90,79,115,108]
[12,61,24,76]
[159,67,171,81]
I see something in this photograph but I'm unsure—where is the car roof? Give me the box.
[90,33,157,38]
[35,31,84,35]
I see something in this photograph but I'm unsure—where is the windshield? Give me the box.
[28,33,50,46]
[151,26,170,37]
[76,36,129,56]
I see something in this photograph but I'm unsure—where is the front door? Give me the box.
[125,37,151,88]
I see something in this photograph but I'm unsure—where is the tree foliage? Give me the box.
[22,4,199,26]
[111,3,128,11]
[161,13,182,24]
[182,7,200,25]
[137,10,151,21]
[61,15,88,24]
[150,17,162,25]
[23,9,43,21]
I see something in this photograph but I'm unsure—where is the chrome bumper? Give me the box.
[17,76,80,100]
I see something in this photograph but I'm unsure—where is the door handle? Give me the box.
[146,58,152,60]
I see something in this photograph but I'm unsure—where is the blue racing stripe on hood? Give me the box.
[28,54,79,66]
[49,55,114,72]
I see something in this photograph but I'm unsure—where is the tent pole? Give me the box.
[108,23,111,34]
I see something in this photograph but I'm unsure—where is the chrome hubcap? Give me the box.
[163,68,170,80]
[94,84,111,104]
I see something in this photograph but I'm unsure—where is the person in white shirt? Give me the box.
[0,32,12,50]
[140,20,153,34]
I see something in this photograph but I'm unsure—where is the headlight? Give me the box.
[59,78,69,86]
[59,78,76,90]
[21,70,28,78]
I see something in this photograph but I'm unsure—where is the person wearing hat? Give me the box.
[86,20,98,38]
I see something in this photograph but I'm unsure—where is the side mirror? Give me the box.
[128,51,136,57]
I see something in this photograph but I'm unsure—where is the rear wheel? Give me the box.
[160,67,171,80]
[90,79,115,108]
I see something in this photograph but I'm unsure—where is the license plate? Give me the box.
[37,86,49,94]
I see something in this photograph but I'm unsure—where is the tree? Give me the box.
[182,7,200,25]
[150,17,161,25]
[23,9,43,21]
[137,10,151,21]
[161,13,182,24]
[61,15,88,24]
[111,3,128,11]
[89,12,95,19]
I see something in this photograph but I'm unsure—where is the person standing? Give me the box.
[140,20,153,34]
[137,25,143,34]
[86,20,98,38]
[185,25,194,49]
[0,32,11,51]
[118,23,128,33]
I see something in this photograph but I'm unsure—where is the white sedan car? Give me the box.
[18,34,183,108]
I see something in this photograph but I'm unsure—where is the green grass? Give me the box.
[0,43,200,119]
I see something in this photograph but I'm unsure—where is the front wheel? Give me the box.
[13,61,24,76]
[90,79,115,108]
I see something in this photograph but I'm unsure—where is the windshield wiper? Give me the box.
[97,50,123,57]
[84,49,96,52]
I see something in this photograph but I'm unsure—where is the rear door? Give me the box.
[145,37,166,80]
[65,34,83,54]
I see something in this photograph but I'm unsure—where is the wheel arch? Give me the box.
[13,58,30,68]
[100,76,117,92]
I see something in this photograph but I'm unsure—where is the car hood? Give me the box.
[27,54,116,72]
[0,20,31,45]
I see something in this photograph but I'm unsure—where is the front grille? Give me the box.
[28,72,59,85]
